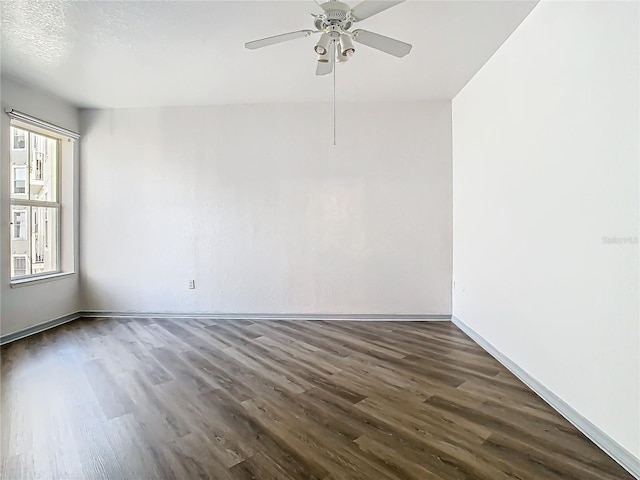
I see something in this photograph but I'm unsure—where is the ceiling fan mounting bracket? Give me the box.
[314,0,355,32]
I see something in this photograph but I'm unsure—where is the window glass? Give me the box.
[10,125,62,279]
[29,133,57,201]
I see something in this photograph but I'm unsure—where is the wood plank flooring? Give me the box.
[1,318,633,479]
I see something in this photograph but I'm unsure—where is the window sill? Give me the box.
[10,272,76,289]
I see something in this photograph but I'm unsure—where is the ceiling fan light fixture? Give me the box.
[339,51,352,62]
[314,33,331,55]
[336,43,349,62]
[339,34,355,57]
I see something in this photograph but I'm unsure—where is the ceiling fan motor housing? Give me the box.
[314,1,354,31]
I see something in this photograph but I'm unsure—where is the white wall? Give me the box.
[0,76,81,336]
[80,101,452,315]
[453,0,639,460]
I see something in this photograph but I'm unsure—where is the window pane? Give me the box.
[10,206,59,278]
[10,206,29,278]
[31,207,58,276]
[30,133,58,201]
[10,142,29,201]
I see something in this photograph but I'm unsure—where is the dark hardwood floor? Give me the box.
[1,317,633,479]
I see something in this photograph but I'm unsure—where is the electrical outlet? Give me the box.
[188,280,195,289]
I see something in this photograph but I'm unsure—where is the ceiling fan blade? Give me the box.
[316,0,332,12]
[350,0,405,22]
[311,1,327,14]
[316,40,335,76]
[245,30,316,50]
[352,29,412,57]
[316,60,332,76]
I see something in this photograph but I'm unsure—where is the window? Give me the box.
[12,209,27,239]
[12,256,28,277]
[13,166,26,194]
[10,126,60,279]
[7,110,78,284]
[11,127,26,150]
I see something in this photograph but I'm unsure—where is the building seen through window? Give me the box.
[10,126,60,278]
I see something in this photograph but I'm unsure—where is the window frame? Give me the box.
[9,125,62,281]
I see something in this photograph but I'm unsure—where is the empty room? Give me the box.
[1,0,638,479]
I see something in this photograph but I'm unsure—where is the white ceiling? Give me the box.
[1,1,537,109]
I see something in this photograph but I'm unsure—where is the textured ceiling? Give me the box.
[0,1,537,108]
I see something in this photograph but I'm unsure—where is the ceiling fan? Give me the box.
[245,0,412,75]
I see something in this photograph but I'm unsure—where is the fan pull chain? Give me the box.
[333,40,336,146]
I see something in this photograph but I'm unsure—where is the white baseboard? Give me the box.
[0,311,82,346]
[452,315,640,480]
[80,311,451,321]
[0,312,450,346]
